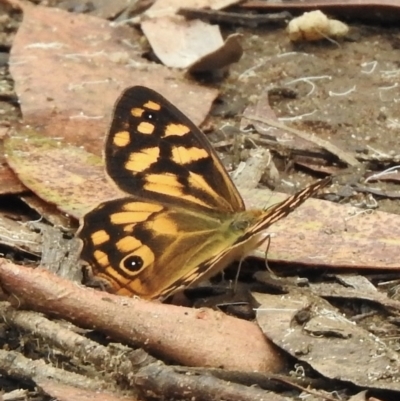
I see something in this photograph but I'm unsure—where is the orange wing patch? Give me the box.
[113,131,130,147]
[165,123,190,137]
[91,230,110,245]
[143,100,161,110]
[125,147,160,172]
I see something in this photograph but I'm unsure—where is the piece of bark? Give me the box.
[0,349,103,391]
[0,302,156,380]
[135,363,288,401]
[38,380,138,401]
[240,0,400,24]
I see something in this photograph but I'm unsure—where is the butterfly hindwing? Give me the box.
[105,86,245,213]
[79,198,247,300]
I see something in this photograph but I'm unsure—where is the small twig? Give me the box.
[365,165,400,183]
[353,184,400,199]
[0,349,103,391]
[178,8,291,27]
[0,303,155,382]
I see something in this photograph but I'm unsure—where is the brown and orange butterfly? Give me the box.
[78,86,330,300]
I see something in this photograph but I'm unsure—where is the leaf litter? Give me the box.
[1,0,400,400]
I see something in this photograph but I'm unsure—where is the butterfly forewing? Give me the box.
[105,86,244,213]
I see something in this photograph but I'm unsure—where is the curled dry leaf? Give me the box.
[188,33,243,73]
[287,10,349,42]
[141,16,243,72]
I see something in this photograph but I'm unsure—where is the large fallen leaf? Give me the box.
[9,2,218,155]
[247,187,400,270]
[4,129,120,217]
[6,128,400,269]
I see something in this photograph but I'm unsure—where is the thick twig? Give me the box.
[0,349,102,390]
[0,259,286,373]
[0,303,156,382]
[178,8,291,27]
[135,363,288,401]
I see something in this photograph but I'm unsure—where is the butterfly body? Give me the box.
[78,86,330,300]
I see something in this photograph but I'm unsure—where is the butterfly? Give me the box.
[78,86,330,301]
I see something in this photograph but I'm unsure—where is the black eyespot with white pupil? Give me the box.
[123,255,143,272]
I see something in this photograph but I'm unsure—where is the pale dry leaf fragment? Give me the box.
[287,10,349,42]
[141,15,225,69]
[232,147,272,190]
[347,391,369,401]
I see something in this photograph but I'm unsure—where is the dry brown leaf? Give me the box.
[9,2,218,155]
[188,33,243,73]
[4,129,121,218]
[0,129,26,195]
[0,159,26,195]
[255,291,400,391]
[244,186,400,270]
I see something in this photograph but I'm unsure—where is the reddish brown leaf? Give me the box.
[9,2,218,155]
[4,128,121,218]
[244,186,400,270]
